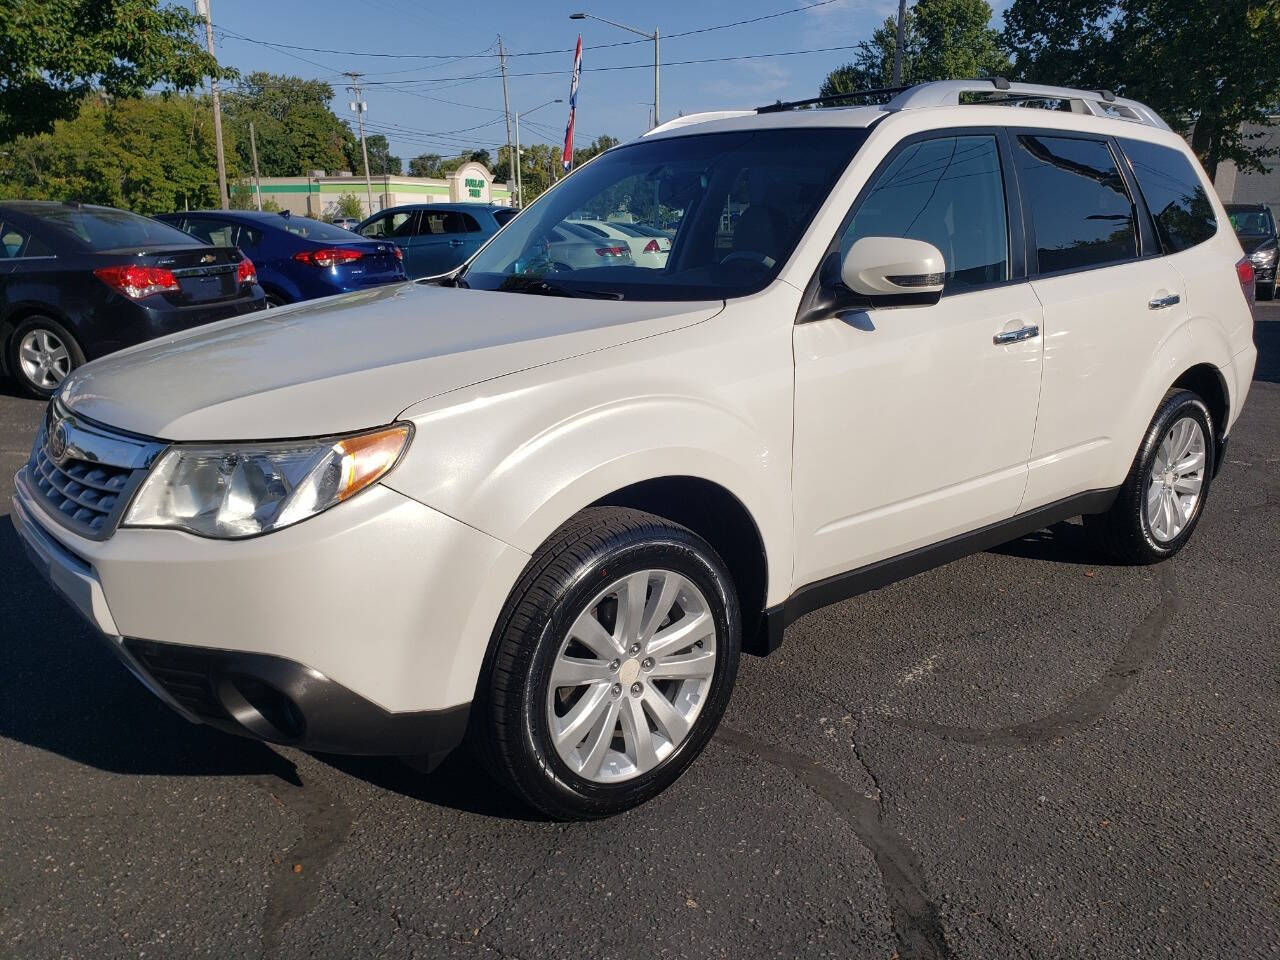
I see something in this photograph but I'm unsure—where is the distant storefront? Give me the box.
[1215,118,1280,214]
[251,161,511,218]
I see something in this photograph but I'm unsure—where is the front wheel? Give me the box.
[470,507,740,820]
[1084,389,1215,564]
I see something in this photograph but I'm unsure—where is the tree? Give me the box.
[334,193,364,219]
[408,153,443,178]
[350,134,401,176]
[0,93,231,212]
[0,0,226,142]
[820,0,1010,96]
[1003,0,1280,177]
[222,73,357,177]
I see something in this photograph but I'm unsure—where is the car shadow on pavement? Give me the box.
[0,517,535,817]
[987,518,1125,566]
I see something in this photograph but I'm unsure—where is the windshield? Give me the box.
[39,207,201,250]
[463,128,868,301]
[1226,208,1275,237]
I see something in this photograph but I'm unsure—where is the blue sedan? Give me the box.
[155,210,406,306]
[354,204,516,279]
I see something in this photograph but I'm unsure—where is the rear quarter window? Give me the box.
[1120,138,1217,253]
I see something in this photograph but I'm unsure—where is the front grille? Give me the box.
[21,401,165,540]
[124,639,228,722]
[30,442,133,536]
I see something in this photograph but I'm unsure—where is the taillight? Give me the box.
[643,239,661,253]
[391,246,403,261]
[293,247,365,268]
[236,257,257,286]
[1237,256,1256,307]
[595,246,628,257]
[93,264,180,300]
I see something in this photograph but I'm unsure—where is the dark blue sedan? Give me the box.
[354,204,516,279]
[156,211,406,306]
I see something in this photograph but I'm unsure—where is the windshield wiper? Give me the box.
[498,276,623,300]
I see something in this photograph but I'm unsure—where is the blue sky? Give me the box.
[209,0,1006,165]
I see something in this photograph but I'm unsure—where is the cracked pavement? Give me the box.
[1,304,1277,959]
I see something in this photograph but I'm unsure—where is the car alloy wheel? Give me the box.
[1145,416,1206,543]
[545,569,717,784]
[18,329,71,390]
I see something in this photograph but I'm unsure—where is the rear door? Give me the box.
[413,210,485,277]
[792,131,1045,584]
[1013,132,1190,510]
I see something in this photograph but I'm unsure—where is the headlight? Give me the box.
[1252,245,1277,265]
[123,423,412,538]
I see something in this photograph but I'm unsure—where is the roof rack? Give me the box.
[885,78,1170,130]
[756,86,909,113]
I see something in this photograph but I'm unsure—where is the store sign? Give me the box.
[465,177,484,198]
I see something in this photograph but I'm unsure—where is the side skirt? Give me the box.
[757,488,1118,654]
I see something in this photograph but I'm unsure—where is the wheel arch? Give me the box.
[1169,363,1230,442]
[0,300,79,379]
[591,476,772,655]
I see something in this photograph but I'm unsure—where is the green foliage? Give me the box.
[229,180,280,211]
[222,72,357,177]
[1003,0,1280,177]
[820,0,1010,96]
[0,93,230,212]
[408,153,444,178]
[0,0,228,142]
[350,134,401,177]
[334,193,364,219]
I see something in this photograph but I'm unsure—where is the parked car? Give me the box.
[0,201,264,399]
[568,218,671,266]
[355,203,515,279]
[330,216,361,230]
[540,221,635,270]
[14,80,1257,820]
[1225,203,1276,300]
[155,210,406,306]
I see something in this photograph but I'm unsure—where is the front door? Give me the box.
[792,132,1044,586]
[412,209,484,277]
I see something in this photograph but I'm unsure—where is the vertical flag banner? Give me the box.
[562,34,582,172]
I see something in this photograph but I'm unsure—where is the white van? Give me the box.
[13,80,1257,819]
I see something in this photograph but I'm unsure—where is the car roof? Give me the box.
[176,210,320,222]
[381,203,506,213]
[0,200,133,217]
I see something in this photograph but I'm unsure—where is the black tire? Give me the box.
[263,292,288,308]
[469,506,741,820]
[1259,281,1276,302]
[1084,389,1215,564]
[5,315,85,400]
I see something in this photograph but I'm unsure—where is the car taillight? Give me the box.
[1237,256,1256,307]
[643,239,661,253]
[293,247,365,267]
[595,246,628,257]
[93,264,180,300]
[391,246,403,261]
[236,257,257,286]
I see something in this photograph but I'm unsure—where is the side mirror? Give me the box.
[840,236,946,302]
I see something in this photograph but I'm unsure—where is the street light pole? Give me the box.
[512,98,563,208]
[570,12,660,128]
[193,0,228,208]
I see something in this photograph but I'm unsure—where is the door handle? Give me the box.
[993,324,1040,345]
[449,239,465,247]
[1148,293,1181,310]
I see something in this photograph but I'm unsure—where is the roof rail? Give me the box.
[886,79,1170,130]
[756,86,909,113]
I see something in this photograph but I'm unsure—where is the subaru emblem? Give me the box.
[48,419,69,463]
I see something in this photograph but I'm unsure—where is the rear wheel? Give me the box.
[1084,389,1214,564]
[470,507,740,820]
[7,316,84,399]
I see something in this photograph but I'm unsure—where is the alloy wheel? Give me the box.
[545,569,718,784]
[1146,415,1206,543]
[18,329,71,389]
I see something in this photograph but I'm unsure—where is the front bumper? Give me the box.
[12,471,530,756]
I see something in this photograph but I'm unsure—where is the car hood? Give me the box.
[59,281,723,440]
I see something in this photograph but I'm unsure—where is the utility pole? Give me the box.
[194,0,228,208]
[345,72,375,217]
[248,121,262,211]
[498,37,513,183]
[653,27,660,127]
[892,0,908,86]
[513,111,522,208]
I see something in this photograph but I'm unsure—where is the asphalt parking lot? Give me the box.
[2,304,1277,960]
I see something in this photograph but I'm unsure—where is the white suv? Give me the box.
[13,80,1257,819]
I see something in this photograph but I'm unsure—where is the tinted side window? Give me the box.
[1016,135,1136,274]
[493,209,517,226]
[0,221,54,258]
[422,211,480,235]
[183,219,237,247]
[1120,138,1217,253]
[237,225,264,249]
[841,135,1009,290]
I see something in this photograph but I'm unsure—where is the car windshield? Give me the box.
[38,207,201,250]
[276,216,362,241]
[462,128,869,301]
[1227,209,1274,237]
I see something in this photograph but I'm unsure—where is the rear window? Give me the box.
[493,209,518,226]
[276,216,362,241]
[1226,207,1274,237]
[38,207,200,250]
[1015,135,1137,274]
[1120,138,1217,253]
